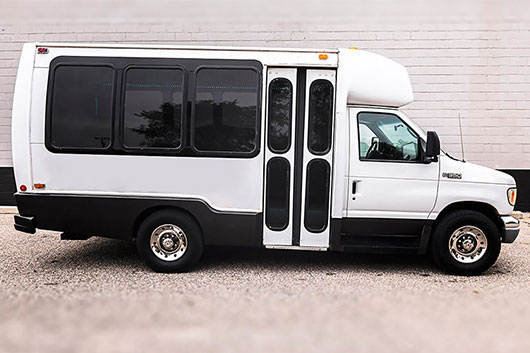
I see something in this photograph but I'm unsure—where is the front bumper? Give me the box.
[501,215,520,243]
[14,214,36,234]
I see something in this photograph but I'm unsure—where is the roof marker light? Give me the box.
[318,54,328,60]
[349,47,358,50]
[37,47,49,54]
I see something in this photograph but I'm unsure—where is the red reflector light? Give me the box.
[20,185,27,192]
[37,47,49,54]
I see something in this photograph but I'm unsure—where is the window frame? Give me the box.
[190,65,262,158]
[356,111,425,164]
[45,62,117,153]
[120,64,187,153]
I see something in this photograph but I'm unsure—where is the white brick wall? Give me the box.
[1,0,530,168]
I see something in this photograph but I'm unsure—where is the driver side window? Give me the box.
[358,112,420,162]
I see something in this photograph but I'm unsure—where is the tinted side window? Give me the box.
[123,68,184,149]
[268,78,292,153]
[308,80,333,155]
[358,112,420,161]
[193,68,259,154]
[50,65,114,149]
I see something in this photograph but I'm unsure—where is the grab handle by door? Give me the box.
[351,179,362,200]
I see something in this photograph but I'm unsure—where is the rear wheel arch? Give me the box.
[132,206,203,241]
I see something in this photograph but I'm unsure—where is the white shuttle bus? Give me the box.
[12,43,520,275]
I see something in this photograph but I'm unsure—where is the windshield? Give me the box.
[399,111,461,161]
[400,111,427,137]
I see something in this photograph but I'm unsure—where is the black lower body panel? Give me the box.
[14,193,262,247]
[330,217,433,254]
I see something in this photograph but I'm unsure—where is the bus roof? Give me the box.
[33,42,340,53]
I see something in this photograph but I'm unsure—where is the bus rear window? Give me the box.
[49,65,114,149]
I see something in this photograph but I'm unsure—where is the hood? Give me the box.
[440,154,516,186]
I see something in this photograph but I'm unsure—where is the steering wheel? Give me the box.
[365,139,378,158]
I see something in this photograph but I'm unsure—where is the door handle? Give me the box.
[352,181,357,200]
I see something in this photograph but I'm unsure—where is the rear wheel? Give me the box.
[431,210,501,276]
[136,210,203,273]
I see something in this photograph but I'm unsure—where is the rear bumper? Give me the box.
[14,214,36,234]
[501,215,520,243]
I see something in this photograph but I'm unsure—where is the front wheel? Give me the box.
[431,210,501,276]
[136,210,203,273]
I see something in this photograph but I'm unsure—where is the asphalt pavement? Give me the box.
[1,213,530,353]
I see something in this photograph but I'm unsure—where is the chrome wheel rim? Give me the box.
[448,225,488,264]
[150,224,188,261]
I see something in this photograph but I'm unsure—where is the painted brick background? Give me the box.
[1,0,530,169]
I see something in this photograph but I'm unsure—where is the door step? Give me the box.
[340,234,421,254]
[265,245,328,251]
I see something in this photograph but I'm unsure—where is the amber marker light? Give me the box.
[34,183,46,189]
[507,188,517,206]
[318,54,328,60]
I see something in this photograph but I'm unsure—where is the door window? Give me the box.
[308,80,333,155]
[267,78,293,153]
[304,159,331,232]
[265,157,291,231]
[358,112,419,161]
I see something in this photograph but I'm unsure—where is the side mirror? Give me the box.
[424,131,440,163]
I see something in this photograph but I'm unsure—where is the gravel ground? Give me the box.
[1,213,530,353]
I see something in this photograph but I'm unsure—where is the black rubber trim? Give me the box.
[291,69,306,246]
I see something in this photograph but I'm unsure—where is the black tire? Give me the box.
[136,210,203,273]
[431,210,501,276]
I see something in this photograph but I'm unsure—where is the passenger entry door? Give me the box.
[263,68,336,248]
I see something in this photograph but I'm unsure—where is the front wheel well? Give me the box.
[434,201,503,233]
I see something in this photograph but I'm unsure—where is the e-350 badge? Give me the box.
[442,172,462,179]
